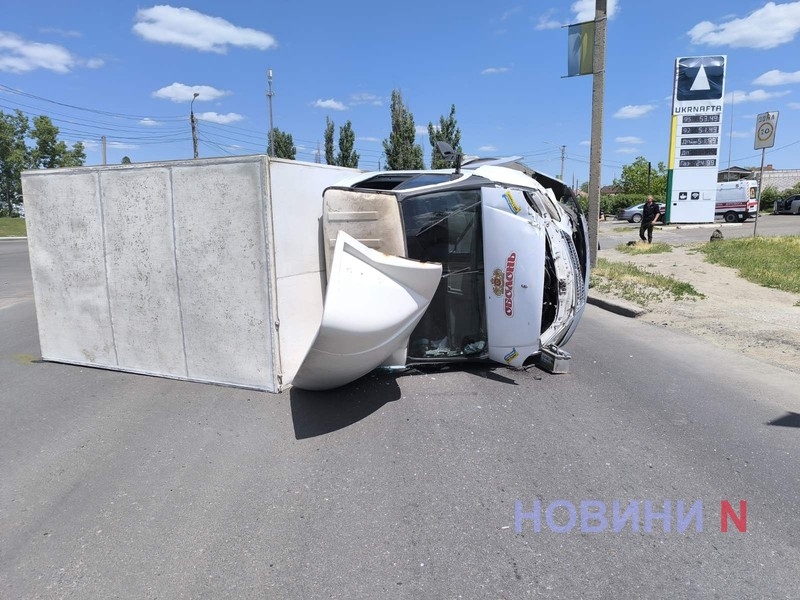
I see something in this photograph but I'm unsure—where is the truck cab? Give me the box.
[292,159,590,389]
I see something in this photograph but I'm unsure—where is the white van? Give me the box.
[716,180,758,222]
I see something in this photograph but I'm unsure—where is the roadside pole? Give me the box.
[753,111,778,238]
[564,0,606,267]
[587,0,607,267]
[754,148,765,237]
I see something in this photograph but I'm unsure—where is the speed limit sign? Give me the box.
[754,111,779,149]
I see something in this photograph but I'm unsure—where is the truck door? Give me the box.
[482,187,546,367]
[291,231,441,391]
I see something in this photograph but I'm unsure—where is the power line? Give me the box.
[728,138,800,164]
[0,84,183,121]
[12,83,796,172]
[0,86,383,163]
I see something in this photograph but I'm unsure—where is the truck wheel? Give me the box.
[632,214,642,223]
[723,211,738,223]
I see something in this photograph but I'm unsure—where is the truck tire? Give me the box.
[723,211,738,223]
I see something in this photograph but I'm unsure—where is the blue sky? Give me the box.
[1,0,799,186]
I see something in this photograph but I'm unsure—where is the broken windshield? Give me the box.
[401,189,487,360]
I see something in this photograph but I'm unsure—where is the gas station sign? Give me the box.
[665,56,727,224]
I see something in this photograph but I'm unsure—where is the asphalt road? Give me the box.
[1,238,799,599]
[599,211,800,248]
[0,238,34,310]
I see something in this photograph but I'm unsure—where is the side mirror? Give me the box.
[435,141,462,175]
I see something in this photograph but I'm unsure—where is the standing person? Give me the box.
[639,195,661,244]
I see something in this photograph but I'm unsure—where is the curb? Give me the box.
[0,236,27,241]
[606,220,749,230]
[587,292,648,318]
[666,223,742,230]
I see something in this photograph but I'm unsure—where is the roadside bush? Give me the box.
[0,205,22,218]
[576,194,662,217]
[603,194,663,217]
[759,186,782,211]
[761,182,800,211]
[576,194,611,215]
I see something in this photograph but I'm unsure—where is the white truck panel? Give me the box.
[269,159,335,279]
[22,155,359,392]
[272,271,326,386]
[24,171,117,367]
[99,167,185,375]
[268,160,367,385]
[170,160,274,387]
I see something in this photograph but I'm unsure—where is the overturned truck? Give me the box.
[22,154,588,392]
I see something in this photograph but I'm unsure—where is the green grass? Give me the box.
[615,241,672,255]
[0,217,27,237]
[698,235,800,294]
[590,258,705,307]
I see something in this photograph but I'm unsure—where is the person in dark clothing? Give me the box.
[639,195,661,243]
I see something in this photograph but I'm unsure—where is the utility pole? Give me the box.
[560,145,566,181]
[266,69,275,157]
[587,0,607,268]
[727,91,735,170]
[101,135,107,165]
[190,92,199,159]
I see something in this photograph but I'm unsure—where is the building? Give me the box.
[717,166,754,182]
[718,165,800,192]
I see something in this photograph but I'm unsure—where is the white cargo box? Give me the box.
[22,155,359,392]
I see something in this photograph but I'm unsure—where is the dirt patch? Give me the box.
[597,243,800,374]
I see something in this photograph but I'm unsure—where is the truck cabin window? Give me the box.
[400,189,487,360]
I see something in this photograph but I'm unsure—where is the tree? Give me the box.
[427,104,462,169]
[0,110,29,214]
[121,156,132,164]
[268,128,296,160]
[336,121,359,168]
[613,156,667,197]
[1,110,85,215]
[29,115,85,169]
[324,117,335,166]
[382,90,423,170]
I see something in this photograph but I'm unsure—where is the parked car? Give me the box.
[616,202,666,223]
[774,194,800,215]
